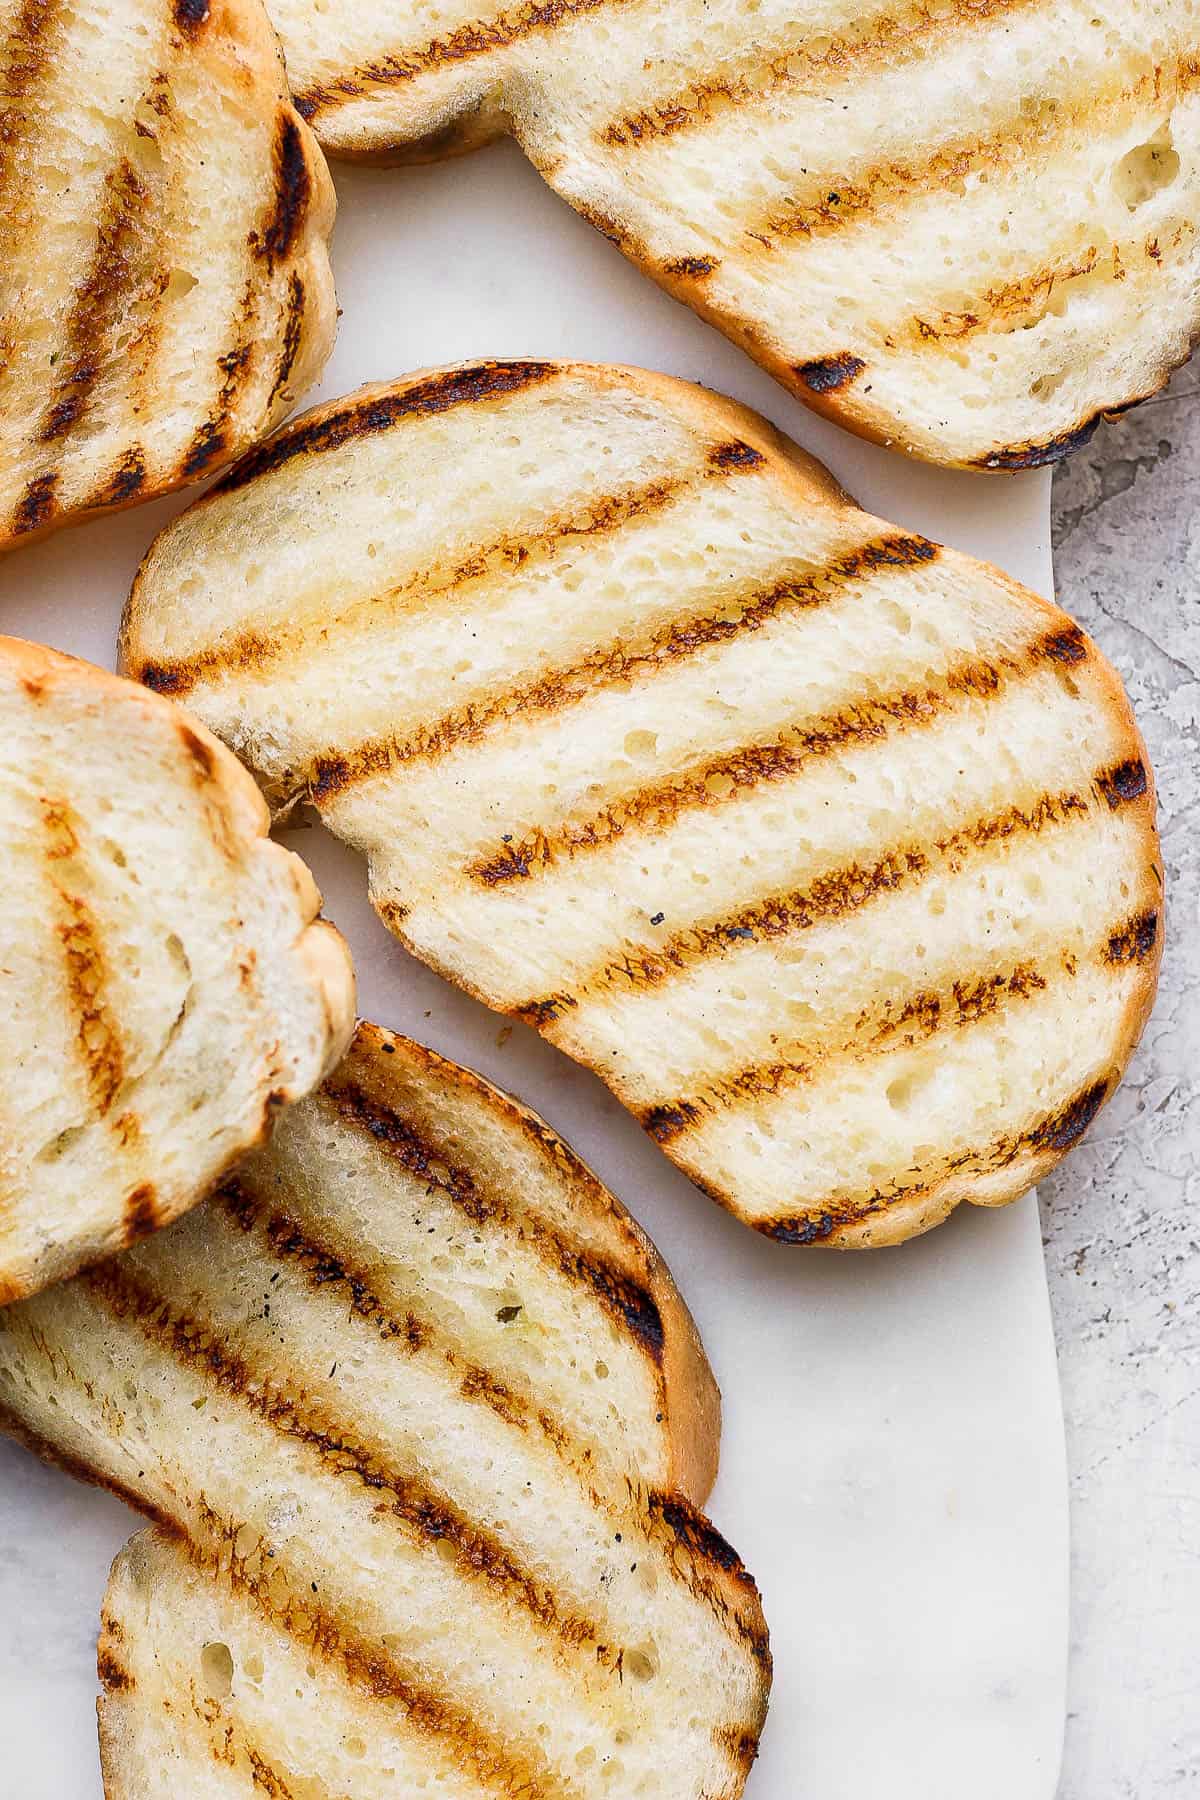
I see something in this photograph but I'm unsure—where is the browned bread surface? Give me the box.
[0,0,336,550]
[0,633,355,1302]
[258,0,1199,467]
[121,361,1163,1246]
[0,1022,769,1799]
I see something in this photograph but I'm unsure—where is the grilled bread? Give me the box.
[0,1021,769,1800]
[0,635,354,1303]
[263,0,1199,468]
[0,0,336,551]
[122,362,1163,1248]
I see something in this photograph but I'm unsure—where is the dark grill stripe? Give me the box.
[211,361,558,494]
[213,1174,579,1461]
[37,157,151,446]
[302,532,936,801]
[764,1076,1114,1244]
[82,1258,618,1671]
[41,798,126,1115]
[294,0,628,118]
[642,953,1058,1146]
[466,624,1087,892]
[519,781,1096,1027]
[0,0,66,219]
[597,0,1046,149]
[181,1514,574,1800]
[321,1074,668,1366]
[748,55,1200,250]
[140,470,693,701]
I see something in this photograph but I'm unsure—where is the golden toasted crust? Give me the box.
[0,633,355,1301]
[0,0,336,551]
[260,0,1200,466]
[120,360,1163,1248]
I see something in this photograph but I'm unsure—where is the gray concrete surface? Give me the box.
[1047,364,1200,1797]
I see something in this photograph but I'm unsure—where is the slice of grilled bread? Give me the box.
[122,362,1163,1247]
[0,1021,769,1799]
[0,0,336,551]
[0,635,354,1302]
[263,0,1198,467]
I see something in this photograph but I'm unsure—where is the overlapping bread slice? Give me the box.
[121,361,1163,1247]
[263,0,1199,467]
[0,0,336,550]
[0,635,354,1302]
[0,1021,770,1799]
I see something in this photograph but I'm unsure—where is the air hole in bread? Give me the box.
[200,1641,234,1701]
[1113,127,1180,209]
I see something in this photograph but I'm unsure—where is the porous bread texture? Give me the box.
[0,634,355,1302]
[0,0,336,549]
[265,0,1199,466]
[121,361,1163,1247]
[0,1024,767,1800]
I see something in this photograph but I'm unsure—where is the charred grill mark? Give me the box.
[664,254,719,278]
[122,1181,159,1246]
[648,1492,770,1669]
[90,446,147,509]
[148,430,776,706]
[182,342,252,478]
[472,622,1071,895]
[707,439,764,469]
[268,272,306,408]
[12,472,57,535]
[643,956,1053,1144]
[173,0,210,32]
[597,0,1044,149]
[305,531,937,801]
[522,783,1091,1028]
[293,0,625,116]
[1097,757,1149,809]
[213,362,559,495]
[796,354,866,395]
[41,799,125,1116]
[321,1076,666,1365]
[1028,1077,1109,1151]
[751,57,1200,251]
[715,1723,762,1772]
[1104,908,1159,965]
[96,1647,134,1692]
[257,114,311,267]
[975,418,1105,470]
[213,1175,568,1448]
[765,1073,1115,1243]
[0,0,65,210]
[82,1259,613,1669]
[38,158,150,445]
[181,1515,572,1800]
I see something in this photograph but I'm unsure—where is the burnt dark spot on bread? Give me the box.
[259,115,311,266]
[13,471,57,534]
[1097,757,1149,808]
[708,440,764,470]
[796,353,866,394]
[1104,908,1159,965]
[173,0,210,32]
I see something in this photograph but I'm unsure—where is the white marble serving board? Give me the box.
[0,143,1068,1799]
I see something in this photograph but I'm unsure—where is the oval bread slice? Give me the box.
[0,0,336,549]
[0,634,355,1301]
[0,1021,769,1800]
[264,0,1199,467]
[121,360,1163,1247]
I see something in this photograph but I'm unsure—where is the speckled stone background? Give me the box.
[1046,364,1199,1797]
